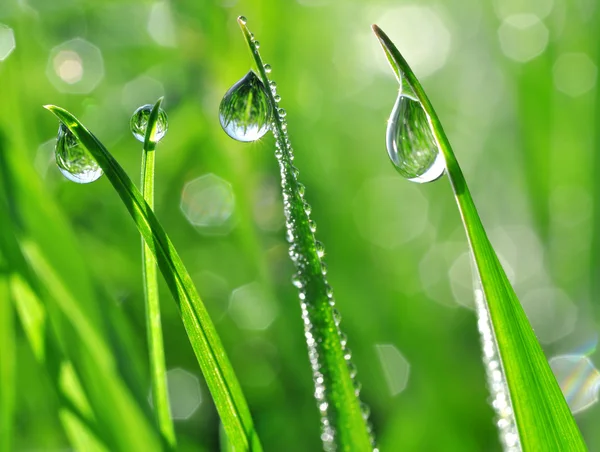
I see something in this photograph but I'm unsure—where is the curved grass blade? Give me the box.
[372,25,586,451]
[139,98,176,448]
[44,105,262,452]
[236,17,373,450]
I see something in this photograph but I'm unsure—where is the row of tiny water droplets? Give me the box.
[242,26,376,451]
[474,279,522,452]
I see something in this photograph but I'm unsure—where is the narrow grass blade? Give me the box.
[0,253,15,452]
[372,25,586,451]
[235,17,373,450]
[139,99,176,447]
[44,105,262,452]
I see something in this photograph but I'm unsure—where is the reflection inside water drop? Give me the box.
[386,93,445,183]
[219,70,272,142]
[55,123,103,184]
[130,104,169,143]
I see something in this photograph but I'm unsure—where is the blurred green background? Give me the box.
[1,0,600,450]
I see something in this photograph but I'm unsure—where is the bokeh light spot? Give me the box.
[553,53,597,97]
[498,14,549,63]
[166,368,202,420]
[229,282,278,331]
[147,1,176,47]
[0,24,16,61]
[375,343,410,396]
[550,355,600,414]
[372,6,451,78]
[521,287,578,344]
[493,0,554,20]
[46,38,104,94]
[180,174,236,234]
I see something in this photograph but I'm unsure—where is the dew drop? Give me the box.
[254,41,260,49]
[386,93,445,183]
[274,94,281,103]
[332,308,341,326]
[360,402,371,420]
[219,70,272,142]
[263,63,272,73]
[238,16,247,25]
[309,219,317,233]
[315,241,325,258]
[130,104,169,143]
[278,108,287,118]
[55,123,103,184]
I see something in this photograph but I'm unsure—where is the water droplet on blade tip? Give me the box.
[219,70,272,142]
[130,104,169,143]
[55,123,103,184]
[386,94,445,183]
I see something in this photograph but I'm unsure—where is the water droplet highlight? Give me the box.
[263,63,272,73]
[219,70,272,142]
[386,93,445,183]
[130,104,169,143]
[55,123,103,184]
[238,16,247,25]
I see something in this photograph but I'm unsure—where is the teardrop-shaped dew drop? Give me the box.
[254,41,260,49]
[238,16,247,25]
[274,94,281,103]
[219,70,273,142]
[263,63,272,73]
[315,241,325,258]
[386,94,445,183]
[130,104,169,143]
[278,108,287,118]
[55,123,103,184]
[332,308,341,326]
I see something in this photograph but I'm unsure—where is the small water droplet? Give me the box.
[130,104,169,143]
[315,241,325,258]
[263,63,272,73]
[274,94,281,103]
[321,262,328,275]
[219,70,272,142]
[360,402,371,420]
[332,308,341,326]
[278,108,287,118]
[238,16,247,25]
[297,183,305,197]
[347,362,357,379]
[386,93,445,183]
[254,41,260,49]
[309,219,317,233]
[55,123,103,184]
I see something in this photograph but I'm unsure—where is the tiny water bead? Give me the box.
[219,70,272,142]
[130,104,169,143]
[55,123,103,184]
[386,93,446,183]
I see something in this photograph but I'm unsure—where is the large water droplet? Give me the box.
[386,93,445,183]
[219,70,272,142]
[130,104,169,143]
[55,123,103,184]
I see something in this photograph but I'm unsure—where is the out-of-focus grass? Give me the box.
[1,0,600,450]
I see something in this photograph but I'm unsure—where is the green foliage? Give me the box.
[373,25,586,451]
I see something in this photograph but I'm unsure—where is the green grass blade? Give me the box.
[236,17,373,450]
[140,98,176,447]
[44,105,262,452]
[372,25,586,451]
[0,252,15,452]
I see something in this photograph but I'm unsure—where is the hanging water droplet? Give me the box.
[263,63,272,73]
[360,402,371,420]
[274,94,281,103]
[130,104,169,143]
[254,41,260,49]
[278,108,287,118]
[315,241,325,258]
[238,16,247,25]
[219,70,273,142]
[332,308,341,326]
[386,93,445,183]
[55,123,103,184]
[309,219,317,233]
